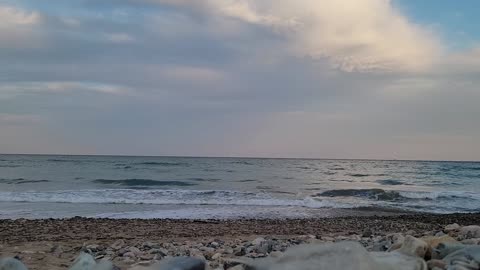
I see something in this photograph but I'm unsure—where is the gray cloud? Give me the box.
[0,1,479,160]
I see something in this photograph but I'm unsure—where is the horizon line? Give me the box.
[0,152,479,163]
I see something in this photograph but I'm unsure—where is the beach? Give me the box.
[1,213,480,269]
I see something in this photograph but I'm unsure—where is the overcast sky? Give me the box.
[1,0,480,160]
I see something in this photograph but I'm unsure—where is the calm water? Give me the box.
[0,154,479,219]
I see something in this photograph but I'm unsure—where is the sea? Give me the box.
[0,154,479,219]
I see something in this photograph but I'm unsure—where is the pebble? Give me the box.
[459,225,480,240]
[4,225,480,269]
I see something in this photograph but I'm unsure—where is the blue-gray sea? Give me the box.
[0,155,479,219]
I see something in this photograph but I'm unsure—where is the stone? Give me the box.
[445,224,460,232]
[111,240,125,251]
[443,246,480,265]
[69,253,96,270]
[93,260,115,270]
[370,252,427,270]
[459,226,480,240]
[211,253,222,260]
[86,244,103,252]
[372,240,389,252]
[398,236,429,258]
[427,259,446,270]
[210,242,220,248]
[143,242,160,249]
[252,238,266,246]
[432,242,466,259]
[255,240,274,254]
[461,238,480,245]
[139,254,155,261]
[51,245,64,257]
[247,242,414,270]
[0,258,28,270]
[269,251,283,258]
[129,247,142,255]
[421,235,459,259]
[227,265,245,270]
[123,252,137,259]
[153,257,205,270]
[149,248,168,256]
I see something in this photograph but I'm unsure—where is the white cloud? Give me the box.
[0,113,44,125]
[153,0,441,72]
[0,5,40,27]
[0,4,42,47]
[0,81,132,97]
[105,33,135,43]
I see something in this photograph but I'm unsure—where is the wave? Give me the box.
[0,189,352,209]
[134,161,189,167]
[188,178,221,182]
[315,188,480,202]
[93,179,196,187]
[348,173,370,177]
[377,179,408,186]
[0,178,50,184]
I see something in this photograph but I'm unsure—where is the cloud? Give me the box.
[0,5,40,26]
[150,0,441,72]
[0,113,44,125]
[0,81,132,98]
[0,4,42,48]
[105,32,135,43]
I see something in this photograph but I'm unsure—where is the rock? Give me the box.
[123,252,137,259]
[445,224,460,232]
[398,236,429,258]
[363,229,374,238]
[111,240,125,251]
[0,258,28,270]
[211,253,222,260]
[269,251,283,258]
[51,244,64,257]
[370,252,427,270]
[459,225,480,240]
[233,247,246,256]
[86,244,103,252]
[129,247,142,256]
[153,257,205,270]
[143,242,160,249]
[432,242,466,259]
[248,242,418,270]
[139,254,155,261]
[93,260,115,270]
[443,246,480,265]
[461,238,480,245]
[210,242,220,248]
[149,248,168,256]
[372,240,389,252]
[69,253,96,270]
[421,235,459,259]
[252,238,266,246]
[427,259,446,270]
[227,265,244,270]
[255,240,274,254]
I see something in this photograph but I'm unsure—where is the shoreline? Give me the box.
[2,213,479,243]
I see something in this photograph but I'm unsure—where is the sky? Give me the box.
[0,0,479,161]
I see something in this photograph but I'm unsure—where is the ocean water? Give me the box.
[0,154,479,219]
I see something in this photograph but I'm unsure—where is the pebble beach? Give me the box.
[1,213,480,269]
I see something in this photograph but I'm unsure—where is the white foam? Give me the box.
[0,189,354,209]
